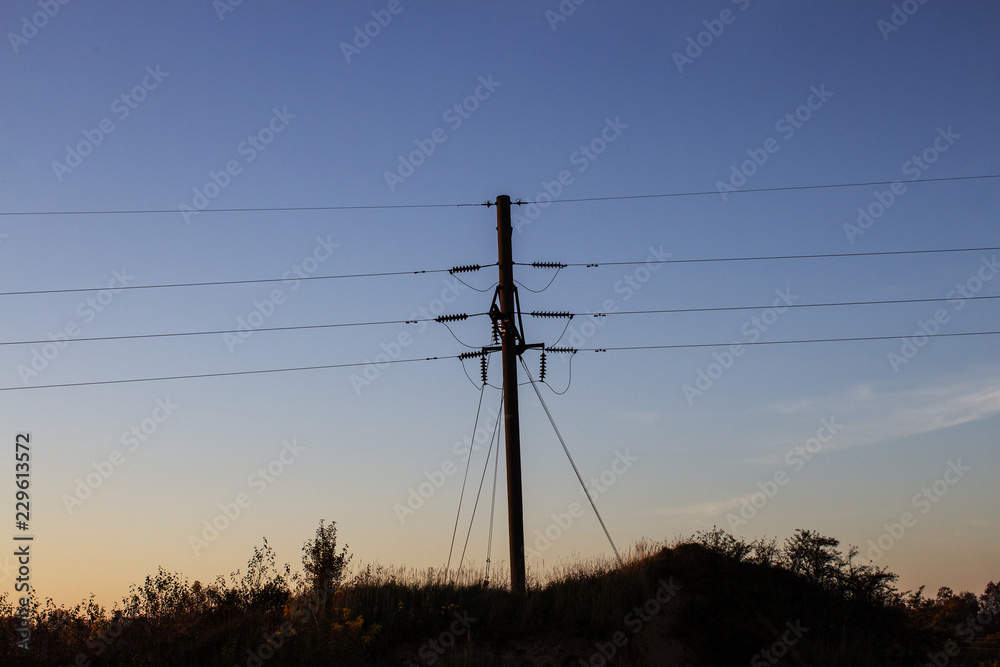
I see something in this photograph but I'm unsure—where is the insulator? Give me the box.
[480,355,488,384]
[459,351,483,360]
[449,264,482,274]
[530,311,573,319]
[545,346,578,354]
[530,261,567,269]
[435,313,469,323]
[539,352,547,383]
[491,319,500,343]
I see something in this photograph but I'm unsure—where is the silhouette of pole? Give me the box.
[496,194,526,596]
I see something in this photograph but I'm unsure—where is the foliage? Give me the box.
[302,519,352,596]
[1,524,996,666]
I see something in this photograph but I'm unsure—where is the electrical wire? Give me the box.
[0,267,475,298]
[0,315,489,348]
[4,245,991,298]
[567,330,1000,353]
[542,352,575,396]
[451,276,499,293]
[534,295,1000,321]
[458,356,485,391]
[438,321,482,350]
[554,246,1000,269]
[0,355,452,392]
[7,330,997,393]
[548,318,575,348]
[520,357,623,566]
[514,267,562,293]
[446,365,494,579]
[0,202,485,217]
[10,174,995,217]
[484,423,502,587]
[513,173,1000,205]
[456,404,504,580]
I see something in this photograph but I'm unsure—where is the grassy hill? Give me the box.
[2,525,998,666]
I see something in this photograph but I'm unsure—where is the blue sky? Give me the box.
[1,1,998,607]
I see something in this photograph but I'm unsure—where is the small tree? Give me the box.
[302,519,352,594]
[783,528,841,585]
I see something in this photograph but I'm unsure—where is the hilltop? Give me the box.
[2,525,997,666]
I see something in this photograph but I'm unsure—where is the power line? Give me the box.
[514,173,1000,205]
[5,173,997,218]
[0,355,453,392]
[527,246,1000,269]
[0,202,484,217]
[5,330,998,393]
[0,315,488,348]
[4,243,992,298]
[0,266,493,298]
[530,295,1000,320]
[556,330,1000,353]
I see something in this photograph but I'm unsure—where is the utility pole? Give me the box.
[483,195,541,596]
[495,195,526,596]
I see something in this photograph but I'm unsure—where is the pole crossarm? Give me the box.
[485,290,543,357]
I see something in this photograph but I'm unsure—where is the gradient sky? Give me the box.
[1,1,998,609]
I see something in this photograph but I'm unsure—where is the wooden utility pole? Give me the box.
[495,194,526,596]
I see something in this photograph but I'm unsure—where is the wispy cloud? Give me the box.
[764,371,1000,451]
[648,497,743,519]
